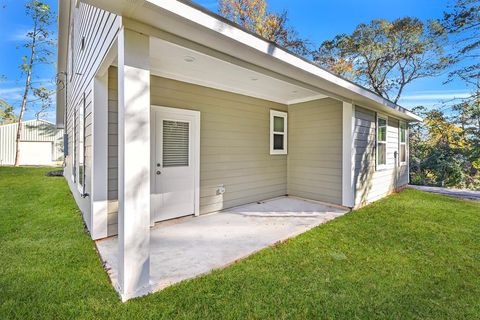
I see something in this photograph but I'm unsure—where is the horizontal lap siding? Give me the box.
[107,67,118,236]
[354,106,408,206]
[151,76,288,215]
[63,0,120,231]
[287,98,343,205]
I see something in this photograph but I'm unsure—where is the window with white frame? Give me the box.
[71,106,76,182]
[270,110,287,155]
[77,94,85,193]
[399,121,407,165]
[376,115,388,169]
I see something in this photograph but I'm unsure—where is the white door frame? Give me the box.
[151,105,200,219]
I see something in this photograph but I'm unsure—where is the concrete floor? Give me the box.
[96,196,349,299]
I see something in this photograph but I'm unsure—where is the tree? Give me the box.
[0,98,17,124]
[218,0,310,56]
[13,1,54,166]
[409,107,479,189]
[314,17,449,104]
[442,0,479,103]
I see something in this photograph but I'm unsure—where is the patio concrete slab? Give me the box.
[95,196,349,299]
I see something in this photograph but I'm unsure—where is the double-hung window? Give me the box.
[376,115,388,169]
[270,110,287,155]
[399,121,407,165]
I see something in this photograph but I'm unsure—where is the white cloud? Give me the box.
[398,90,472,108]
[400,91,471,101]
[0,86,24,102]
[8,27,31,42]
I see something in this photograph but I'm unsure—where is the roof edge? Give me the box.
[171,0,422,121]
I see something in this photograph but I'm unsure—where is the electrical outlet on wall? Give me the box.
[217,184,226,195]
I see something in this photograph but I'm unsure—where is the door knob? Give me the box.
[156,170,161,175]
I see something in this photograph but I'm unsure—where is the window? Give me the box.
[69,21,74,82]
[270,110,287,155]
[376,115,388,169]
[399,121,407,165]
[77,94,85,193]
[71,106,76,182]
[163,120,189,167]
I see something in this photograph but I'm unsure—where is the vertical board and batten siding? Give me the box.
[63,0,120,230]
[287,98,343,205]
[0,120,63,165]
[353,106,408,206]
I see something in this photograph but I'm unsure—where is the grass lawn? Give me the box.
[1,167,479,319]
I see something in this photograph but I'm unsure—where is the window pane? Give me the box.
[400,124,406,143]
[79,165,84,186]
[163,120,189,167]
[273,134,284,150]
[400,144,406,163]
[274,116,284,132]
[377,143,386,165]
[378,118,387,142]
[378,126,386,142]
[378,118,387,127]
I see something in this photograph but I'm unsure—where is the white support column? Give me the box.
[342,102,355,208]
[90,72,109,240]
[117,28,151,301]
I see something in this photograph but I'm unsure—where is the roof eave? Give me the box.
[81,0,423,122]
[56,0,70,129]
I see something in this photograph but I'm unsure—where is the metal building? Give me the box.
[0,119,63,166]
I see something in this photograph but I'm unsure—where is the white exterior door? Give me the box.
[151,106,200,222]
[18,141,53,166]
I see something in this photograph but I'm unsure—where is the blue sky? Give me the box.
[0,0,471,122]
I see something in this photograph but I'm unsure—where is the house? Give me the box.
[56,0,422,300]
[0,119,63,166]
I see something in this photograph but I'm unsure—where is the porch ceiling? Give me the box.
[149,37,327,105]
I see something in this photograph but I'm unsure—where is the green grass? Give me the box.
[1,167,479,319]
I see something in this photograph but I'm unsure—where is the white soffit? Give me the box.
[81,0,422,121]
[149,38,325,105]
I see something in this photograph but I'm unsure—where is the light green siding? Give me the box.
[151,76,288,214]
[287,98,343,205]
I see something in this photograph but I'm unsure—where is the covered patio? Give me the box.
[81,0,409,302]
[96,197,348,299]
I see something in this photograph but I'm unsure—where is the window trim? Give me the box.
[376,113,388,170]
[399,121,407,166]
[77,94,85,194]
[270,110,288,155]
[71,106,76,182]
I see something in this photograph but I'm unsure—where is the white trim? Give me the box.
[376,113,388,171]
[117,28,151,300]
[71,106,76,182]
[399,120,407,166]
[342,102,355,207]
[90,70,109,240]
[83,0,422,122]
[151,105,201,217]
[270,110,288,155]
[77,93,85,194]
